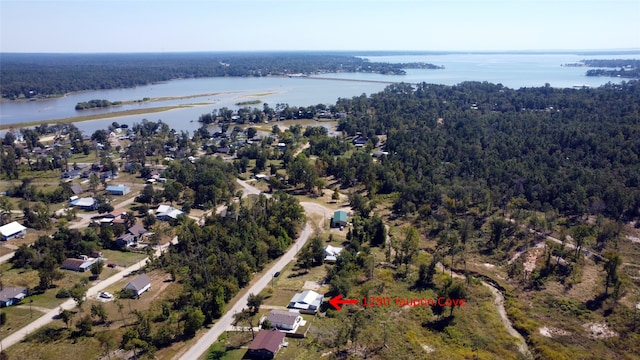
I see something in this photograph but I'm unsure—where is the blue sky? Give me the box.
[1,0,639,53]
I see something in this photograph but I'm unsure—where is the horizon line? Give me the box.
[2,48,640,55]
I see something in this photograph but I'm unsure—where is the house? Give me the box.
[331,211,348,228]
[266,310,302,332]
[61,257,98,272]
[352,134,369,147]
[70,183,85,195]
[255,174,271,181]
[288,290,323,314]
[127,224,147,240]
[156,205,184,221]
[324,245,343,263]
[124,273,151,297]
[245,330,286,360]
[0,221,27,241]
[105,185,130,196]
[102,208,128,224]
[116,233,136,248]
[70,197,98,211]
[0,287,26,307]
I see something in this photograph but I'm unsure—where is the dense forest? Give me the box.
[304,81,640,221]
[0,53,441,99]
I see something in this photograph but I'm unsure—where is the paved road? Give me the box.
[176,179,337,360]
[0,237,173,350]
[176,222,312,360]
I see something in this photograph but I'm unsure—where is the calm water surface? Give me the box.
[1,52,638,134]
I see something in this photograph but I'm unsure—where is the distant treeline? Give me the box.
[0,53,442,99]
[75,99,122,110]
[563,59,640,79]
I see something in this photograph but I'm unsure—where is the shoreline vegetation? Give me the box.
[0,104,198,131]
[73,92,228,110]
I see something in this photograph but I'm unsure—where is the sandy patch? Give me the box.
[539,326,570,338]
[582,322,618,339]
[483,263,496,268]
[626,235,640,244]
[422,344,435,353]
[303,280,321,291]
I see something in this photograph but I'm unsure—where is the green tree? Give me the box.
[247,293,264,314]
[183,307,205,337]
[91,260,104,279]
[91,303,108,324]
[76,315,93,336]
[603,250,622,296]
[69,284,87,309]
[395,226,420,274]
[59,308,74,328]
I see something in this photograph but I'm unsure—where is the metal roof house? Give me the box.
[331,211,348,228]
[124,273,151,297]
[246,330,286,360]
[156,205,184,221]
[70,197,98,211]
[324,245,343,263]
[105,185,130,196]
[61,257,98,272]
[0,221,27,241]
[288,290,323,314]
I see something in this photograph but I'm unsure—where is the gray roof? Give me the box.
[126,273,151,291]
[267,310,299,327]
[0,287,26,303]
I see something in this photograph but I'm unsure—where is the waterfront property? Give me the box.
[0,221,27,240]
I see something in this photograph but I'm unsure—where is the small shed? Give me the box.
[0,221,27,241]
[124,273,151,297]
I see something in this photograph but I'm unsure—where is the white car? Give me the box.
[99,292,113,299]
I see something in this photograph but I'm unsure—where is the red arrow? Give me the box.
[329,294,358,310]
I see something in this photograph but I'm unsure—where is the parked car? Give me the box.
[274,271,281,277]
[107,263,116,268]
[99,292,113,299]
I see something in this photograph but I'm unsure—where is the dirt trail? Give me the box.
[437,263,532,359]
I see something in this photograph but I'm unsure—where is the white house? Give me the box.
[324,245,343,263]
[156,205,184,221]
[0,221,27,241]
[124,273,151,297]
[288,290,323,314]
[266,310,303,332]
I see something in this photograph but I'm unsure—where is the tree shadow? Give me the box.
[422,316,455,331]
[585,293,608,311]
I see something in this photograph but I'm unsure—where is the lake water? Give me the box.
[1,52,638,135]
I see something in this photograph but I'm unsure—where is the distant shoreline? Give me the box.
[0,104,208,131]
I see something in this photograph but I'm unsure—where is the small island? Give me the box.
[75,99,122,110]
